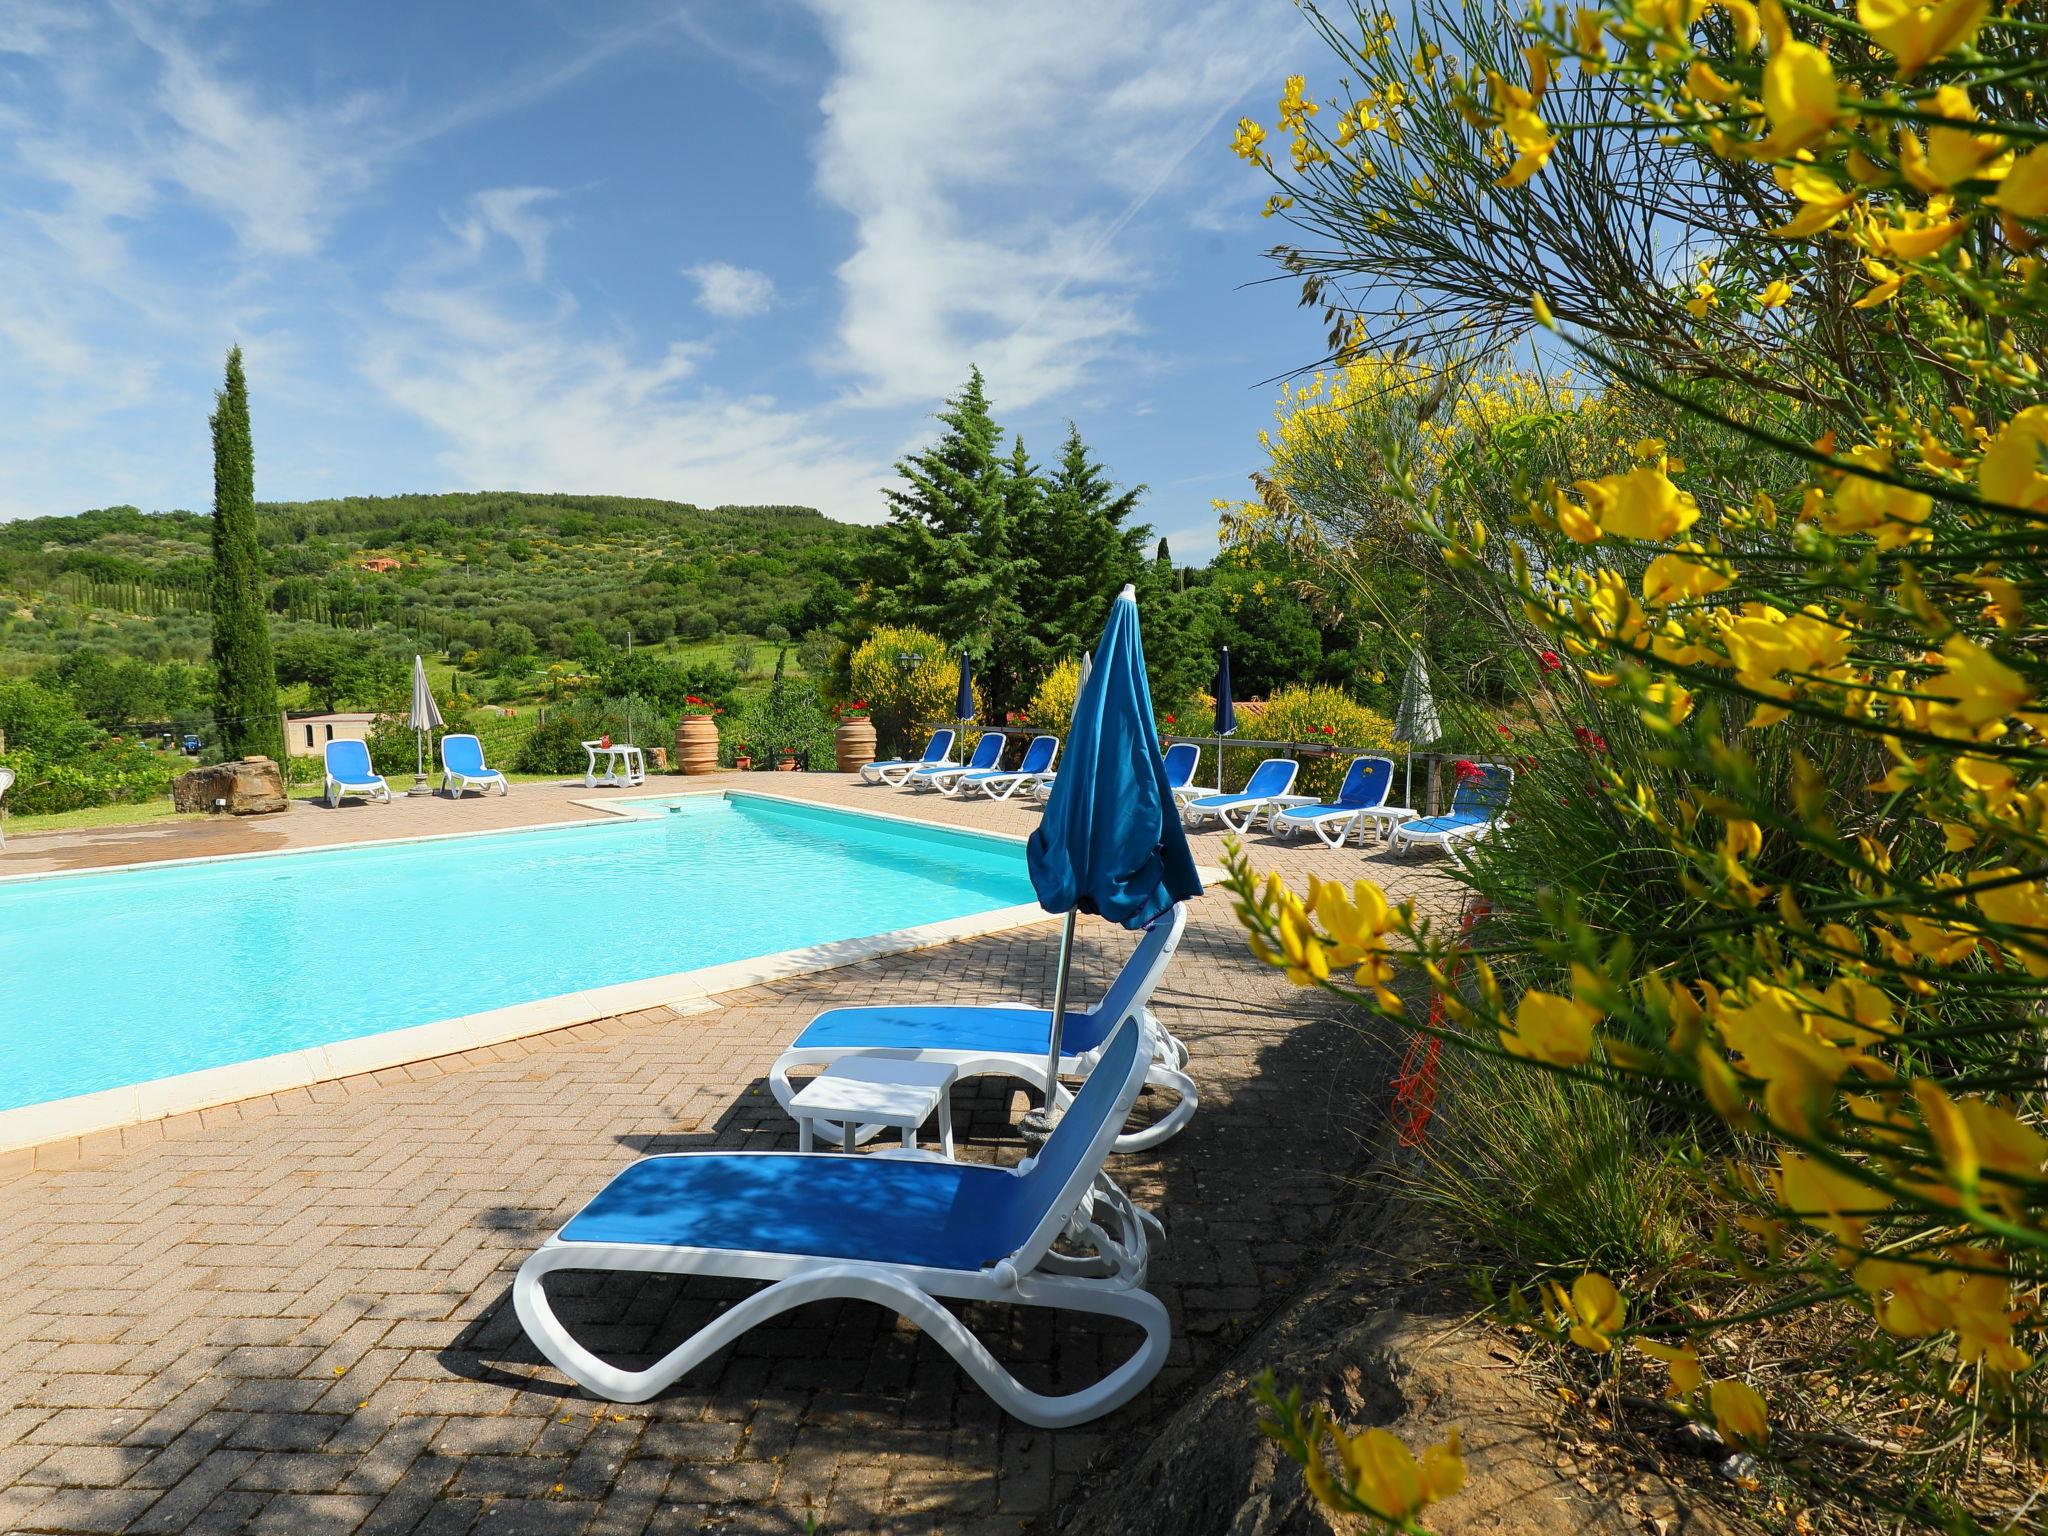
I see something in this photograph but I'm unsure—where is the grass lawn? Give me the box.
[5,798,184,837]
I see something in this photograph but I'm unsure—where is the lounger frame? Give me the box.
[1181,758,1300,835]
[768,906,1194,1153]
[515,1020,1169,1426]
[439,733,510,798]
[323,741,391,806]
[1387,764,1515,867]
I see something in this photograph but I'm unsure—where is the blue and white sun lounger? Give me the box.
[0,764,12,848]
[1181,757,1300,834]
[905,730,1004,793]
[771,905,1193,1153]
[961,733,1058,801]
[859,729,956,786]
[515,1014,1168,1425]
[439,732,509,798]
[1046,739,1199,805]
[1388,763,1514,866]
[1273,755,1405,848]
[323,739,391,806]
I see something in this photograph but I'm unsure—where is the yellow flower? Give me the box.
[1759,278,1794,308]
[1686,60,1744,104]
[1555,1272,1626,1351]
[1756,2,1842,156]
[1278,75,1318,133]
[1321,1423,1465,1521]
[1857,0,1988,77]
[1643,550,1732,607]
[1770,164,1857,237]
[1715,983,1851,1133]
[1708,1380,1770,1448]
[1497,101,1556,188]
[1636,1340,1703,1397]
[1852,256,1905,308]
[1922,87,2010,188]
[1856,1250,2033,1370]
[1775,1148,1883,1250]
[1989,144,2048,221]
[1576,466,1701,541]
[1926,635,2033,738]
[1231,118,1269,167]
[1501,989,1601,1066]
[1823,444,1932,549]
[1975,870,2048,977]
[1532,290,1557,329]
[1977,406,2048,512]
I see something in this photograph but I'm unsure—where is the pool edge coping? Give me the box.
[0,782,1061,1158]
[0,781,1033,888]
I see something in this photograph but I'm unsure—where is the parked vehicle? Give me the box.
[180,734,202,754]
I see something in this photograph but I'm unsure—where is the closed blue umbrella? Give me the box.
[955,651,975,723]
[1212,646,1238,738]
[1025,584,1203,1132]
[1212,645,1237,794]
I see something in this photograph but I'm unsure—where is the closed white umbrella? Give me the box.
[1392,648,1439,811]
[408,655,444,795]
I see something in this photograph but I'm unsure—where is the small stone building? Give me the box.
[282,710,379,759]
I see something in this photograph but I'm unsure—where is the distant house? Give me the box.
[359,557,401,574]
[282,710,379,759]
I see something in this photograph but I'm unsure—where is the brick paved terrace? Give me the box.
[0,774,1461,1535]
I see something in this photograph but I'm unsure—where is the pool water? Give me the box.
[0,794,1035,1111]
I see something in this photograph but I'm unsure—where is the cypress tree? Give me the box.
[1010,422,1149,678]
[208,345,283,761]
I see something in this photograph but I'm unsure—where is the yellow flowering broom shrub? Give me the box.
[1227,0,2048,1526]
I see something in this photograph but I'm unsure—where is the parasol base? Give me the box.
[407,774,435,797]
[1018,1105,1059,1148]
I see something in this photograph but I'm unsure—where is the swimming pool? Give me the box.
[0,793,1038,1119]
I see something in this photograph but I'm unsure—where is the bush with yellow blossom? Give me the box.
[1222,0,2048,1526]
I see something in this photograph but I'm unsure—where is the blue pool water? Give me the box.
[0,794,1035,1111]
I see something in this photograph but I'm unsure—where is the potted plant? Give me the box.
[673,695,720,775]
[731,739,753,772]
[833,699,876,773]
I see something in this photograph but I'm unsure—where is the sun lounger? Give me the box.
[1272,755,1405,847]
[1388,763,1514,866]
[1040,739,1198,805]
[515,1013,1169,1426]
[323,739,391,806]
[1181,757,1300,834]
[439,733,509,797]
[771,904,1194,1153]
[906,731,1005,793]
[960,734,1058,801]
[0,765,12,848]
[859,729,956,786]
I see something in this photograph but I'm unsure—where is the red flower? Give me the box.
[1539,650,1562,672]
[853,699,867,710]
[1495,724,1513,737]
[1164,713,1176,725]
[1453,758,1485,784]
[685,695,703,706]
[1590,733,1607,752]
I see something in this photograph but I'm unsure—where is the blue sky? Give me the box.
[0,0,1322,559]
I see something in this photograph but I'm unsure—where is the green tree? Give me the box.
[856,368,1027,700]
[208,346,282,761]
[1004,422,1149,696]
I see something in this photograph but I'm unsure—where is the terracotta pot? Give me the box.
[674,715,719,775]
[733,754,753,772]
[835,717,877,774]
[774,752,800,772]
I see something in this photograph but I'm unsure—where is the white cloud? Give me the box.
[684,261,776,319]
[459,188,560,282]
[804,0,1295,411]
[362,277,885,519]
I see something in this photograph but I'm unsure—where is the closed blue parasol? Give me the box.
[955,651,975,723]
[1212,646,1237,739]
[1024,584,1202,1132]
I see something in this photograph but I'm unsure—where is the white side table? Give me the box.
[1264,793,1321,831]
[1361,805,1421,842]
[790,1058,957,1155]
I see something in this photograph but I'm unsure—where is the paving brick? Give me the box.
[0,776,1454,1534]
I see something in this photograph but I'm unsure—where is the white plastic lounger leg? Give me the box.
[1217,802,1260,835]
[514,1254,1169,1428]
[1113,1064,1198,1153]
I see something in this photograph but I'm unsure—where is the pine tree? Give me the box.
[208,346,283,761]
[1010,422,1149,678]
[857,366,1027,703]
